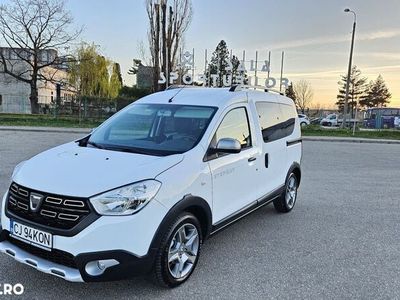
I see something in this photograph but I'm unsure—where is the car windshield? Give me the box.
[87,103,217,156]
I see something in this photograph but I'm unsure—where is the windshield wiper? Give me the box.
[87,141,105,149]
[106,146,157,156]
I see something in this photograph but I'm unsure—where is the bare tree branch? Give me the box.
[146,0,192,91]
[0,0,81,113]
[293,80,314,114]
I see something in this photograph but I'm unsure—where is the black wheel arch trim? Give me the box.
[287,162,301,186]
[149,195,212,251]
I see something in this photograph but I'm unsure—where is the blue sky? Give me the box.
[4,0,400,107]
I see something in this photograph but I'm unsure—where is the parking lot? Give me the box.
[1,130,400,299]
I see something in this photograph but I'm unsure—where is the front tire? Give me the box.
[273,173,298,213]
[153,212,202,288]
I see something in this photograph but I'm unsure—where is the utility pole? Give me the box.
[279,51,285,92]
[342,8,357,128]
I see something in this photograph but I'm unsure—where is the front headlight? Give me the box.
[89,180,162,216]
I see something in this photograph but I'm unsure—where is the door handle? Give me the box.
[248,157,257,162]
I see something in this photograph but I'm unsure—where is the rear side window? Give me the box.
[256,102,296,143]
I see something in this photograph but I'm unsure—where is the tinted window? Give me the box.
[214,107,252,149]
[256,102,296,142]
[89,104,217,156]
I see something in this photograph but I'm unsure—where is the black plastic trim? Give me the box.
[287,162,302,187]
[210,185,284,235]
[287,138,302,147]
[1,226,155,282]
[75,249,157,282]
[4,210,100,237]
[4,182,101,237]
[149,195,212,248]
[73,195,213,282]
[0,226,7,242]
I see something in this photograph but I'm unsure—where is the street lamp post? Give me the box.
[342,8,357,128]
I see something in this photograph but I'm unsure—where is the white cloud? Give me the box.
[266,29,400,50]
[286,65,400,79]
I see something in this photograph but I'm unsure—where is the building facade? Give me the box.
[0,47,75,113]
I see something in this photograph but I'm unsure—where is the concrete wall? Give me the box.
[0,73,31,113]
[0,47,75,113]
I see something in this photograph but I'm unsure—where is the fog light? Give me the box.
[97,261,106,271]
[85,259,119,276]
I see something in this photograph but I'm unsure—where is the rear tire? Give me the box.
[274,172,298,213]
[152,212,202,288]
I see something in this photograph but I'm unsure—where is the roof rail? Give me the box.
[229,84,285,96]
[166,85,202,90]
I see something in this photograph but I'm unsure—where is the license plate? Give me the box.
[10,220,53,251]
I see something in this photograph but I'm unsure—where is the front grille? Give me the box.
[7,236,77,268]
[7,183,92,230]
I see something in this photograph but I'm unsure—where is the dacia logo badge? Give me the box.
[30,193,43,212]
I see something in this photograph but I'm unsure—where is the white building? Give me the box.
[0,47,75,113]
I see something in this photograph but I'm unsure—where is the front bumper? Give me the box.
[0,237,83,282]
[0,192,167,282]
[0,226,157,282]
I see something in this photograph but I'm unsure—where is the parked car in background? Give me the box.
[320,114,338,126]
[298,114,310,127]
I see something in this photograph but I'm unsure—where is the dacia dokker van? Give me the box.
[0,86,302,287]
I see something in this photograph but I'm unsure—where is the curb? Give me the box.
[0,126,90,134]
[0,126,399,145]
[302,136,400,145]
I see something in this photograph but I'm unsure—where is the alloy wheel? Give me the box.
[167,223,200,279]
[285,175,297,209]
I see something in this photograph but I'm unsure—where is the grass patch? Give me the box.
[302,125,400,140]
[0,113,103,128]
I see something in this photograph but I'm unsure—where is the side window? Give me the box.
[280,103,296,137]
[256,102,296,143]
[0,95,2,106]
[214,107,252,149]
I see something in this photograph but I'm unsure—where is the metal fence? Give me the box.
[0,94,31,114]
[0,94,126,121]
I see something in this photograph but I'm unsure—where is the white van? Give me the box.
[0,86,302,287]
[320,113,338,126]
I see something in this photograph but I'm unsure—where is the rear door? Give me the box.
[254,100,289,194]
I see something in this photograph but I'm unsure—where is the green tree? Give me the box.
[230,55,247,85]
[285,82,296,102]
[207,40,230,87]
[359,75,391,108]
[95,55,110,97]
[207,40,246,87]
[109,63,123,98]
[69,43,112,98]
[336,66,367,117]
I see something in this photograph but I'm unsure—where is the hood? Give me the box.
[13,142,183,198]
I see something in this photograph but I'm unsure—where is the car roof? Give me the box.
[135,87,294,108]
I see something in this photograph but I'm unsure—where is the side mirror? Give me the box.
[210,138,242,154]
